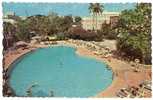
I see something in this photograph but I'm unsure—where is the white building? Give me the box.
[81,11,120,30]
[3,19,17,24]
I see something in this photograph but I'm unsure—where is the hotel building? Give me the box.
[81,12,120,30]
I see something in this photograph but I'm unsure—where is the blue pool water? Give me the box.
[9,46,113,97]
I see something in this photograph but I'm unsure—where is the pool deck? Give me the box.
[76,48,151,97]
[3,41,152,97]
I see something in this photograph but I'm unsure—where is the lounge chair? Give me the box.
[116,91,127,98]
[116,88,132,98]
[136,89,145,97]
[140,80,152,91]
[128,86,140,98]
[116,86,144,98]
[134,84,147,98]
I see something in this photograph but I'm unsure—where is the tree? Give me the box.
[74,16,82,26]
[117,3,151,64]
[26,14,58,39]
[57,15,73,33]
[47,12,59,35]
[68,26,97,40]
[25,13,73,39]
[89,3,104,30]
[99,21,118,40]
[16,20,31,41]
[3,22,17,50]
[74,16,82,23]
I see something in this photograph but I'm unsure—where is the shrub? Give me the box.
[68,26,98,40]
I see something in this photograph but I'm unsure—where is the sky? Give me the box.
[2,3,136,17]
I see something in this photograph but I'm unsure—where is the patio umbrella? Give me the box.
[15,41,28,48]
[31,36,41,40]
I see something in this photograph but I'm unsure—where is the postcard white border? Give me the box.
[0,0,152,100]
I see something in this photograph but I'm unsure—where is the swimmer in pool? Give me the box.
[49,90,54,97]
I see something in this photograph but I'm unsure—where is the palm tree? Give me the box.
[89,3,104,31]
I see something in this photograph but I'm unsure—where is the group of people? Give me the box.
[116,80,152,98]
[26,83,54,97]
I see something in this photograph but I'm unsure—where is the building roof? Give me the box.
[4,12,15,17]
[82,11,120,20]
[3,19,16,24]
[102,11,120,15]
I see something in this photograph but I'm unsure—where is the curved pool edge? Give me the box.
[75,47,116,97]
[5,44,115,97]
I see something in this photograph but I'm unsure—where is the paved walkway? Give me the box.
[76,47,151,97]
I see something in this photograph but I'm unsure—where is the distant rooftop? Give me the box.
[102,11,120,15]
[3,11,15,17]
[3,19,16,24]
[82,11,120,20]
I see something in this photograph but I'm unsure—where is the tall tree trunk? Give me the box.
[92,13,95,31]
[142,53,146,64]
[96,13,97,31]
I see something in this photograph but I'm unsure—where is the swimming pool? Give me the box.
[8,46,113,97]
